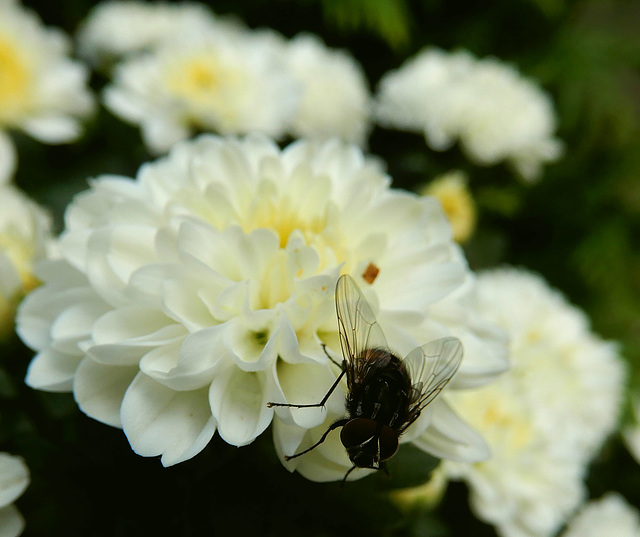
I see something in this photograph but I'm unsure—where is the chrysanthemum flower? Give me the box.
[420,171,476,243]
[76,1,235,67]
[17,135,507,479]
[0,0,94,158]
[442,268,625,537]
[0,183,53,339]
[0,452,30,537]
[561,493,640,537]
[103,27,300,153]
[374,48,563,181]
[284,34,371,145]
[623,396,640,465]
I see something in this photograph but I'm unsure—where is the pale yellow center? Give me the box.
[249,194,326,249]
[164,53,247,128]
[0,36,33,124]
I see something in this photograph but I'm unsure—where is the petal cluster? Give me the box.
[375,48,563,181]
[17,134,505,478]
[442,267,626,537]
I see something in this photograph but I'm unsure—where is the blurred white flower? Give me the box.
[420,171,476,243]
[0,452,30,537]
[0,183,53,339]
[442,267,626,537]
[375,48,563,181]
[0,0,94,150]
[285,34,371,145]
[76,1,240,67]
[103,25,300,153]
[17,134,506,480]
[561,493,640,537]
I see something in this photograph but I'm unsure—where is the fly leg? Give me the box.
[267,368,346,409]
[284,418,349,461]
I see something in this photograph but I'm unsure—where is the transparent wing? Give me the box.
[402,337,463,427]
[335,274,389,371]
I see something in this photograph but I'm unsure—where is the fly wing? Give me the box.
[335,274,389,385]
[401,337,463,430]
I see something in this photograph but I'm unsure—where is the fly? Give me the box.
[268,274,463,484]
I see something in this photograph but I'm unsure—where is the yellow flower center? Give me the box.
[0,36,33,125]
[163,52,248,128]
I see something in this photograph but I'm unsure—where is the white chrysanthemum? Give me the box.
[285,34,371,145]
[76,1,241,67]
[103,27,300,153]
[0,452,30,537]
[442,267,625,537]
[375,48,563,181]
[17,134,507,480]
[561,493,640,537]
[0,0,94,148]
[0,183,53,339]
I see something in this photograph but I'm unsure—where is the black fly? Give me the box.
[268,274,463,484]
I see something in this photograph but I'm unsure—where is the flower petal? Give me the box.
[25,348,81,391]
[74,358,138,427]
[121,373,216,466]
[209,366,272,446]
[0,453,29,507]
[412,398,490,462]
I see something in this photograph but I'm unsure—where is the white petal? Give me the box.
[140,326,225,390]
[21,115,83,143]
[412,398,490,462]
[74,358,138,427]
[89,306,184,366]
[0,504,25,537]
[273,361,344,429]
[25,348,82,391]
[121,373,216,466]
[209,366,272,446]
[0,453,29,507]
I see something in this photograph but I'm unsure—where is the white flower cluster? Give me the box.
[561,493,640,537]
[442,268,625,537]
[375,48,563,181]
[0,452,30,537]
[0,0,94,181]
[79,1,371,152]
[16,134,507,480]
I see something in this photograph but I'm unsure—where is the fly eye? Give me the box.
[378,425,399,461]
[340,418,377,449]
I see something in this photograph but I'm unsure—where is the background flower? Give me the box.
[442,267,626,537]
[374,48,563,181]
[76,1,231,67]
[103,26,300,153]
[420,171,476,243]
[0,0,94,157]
[560,493,640,537]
